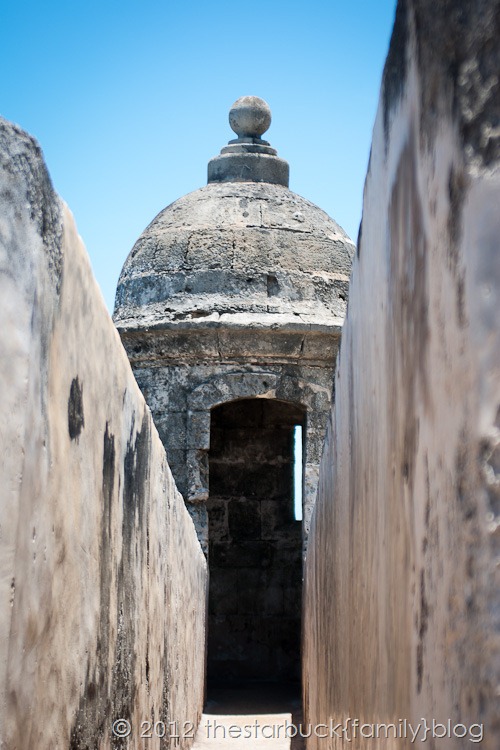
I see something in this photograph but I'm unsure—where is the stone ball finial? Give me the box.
[229,96,271,138]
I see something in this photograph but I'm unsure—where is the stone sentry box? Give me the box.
[113,97,355,554]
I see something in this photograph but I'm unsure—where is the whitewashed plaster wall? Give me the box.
[0,118,207,749]
[303,1,500,748]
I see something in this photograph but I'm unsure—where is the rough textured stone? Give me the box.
[229,96,272,138]
[0,117,207,749]
[208,96,289,186]
[114,182,353,331]
[303,2,500,748]
[126,362,335,550]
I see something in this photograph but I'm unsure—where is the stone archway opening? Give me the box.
[206,397,305,688]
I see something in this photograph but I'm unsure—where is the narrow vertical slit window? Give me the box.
[293,424,303,521]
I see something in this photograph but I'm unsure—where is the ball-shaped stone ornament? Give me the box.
[229,96,272,138]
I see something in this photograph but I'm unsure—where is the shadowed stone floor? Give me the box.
[192,684,305,749]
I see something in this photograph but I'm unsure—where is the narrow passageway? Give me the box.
[197,398,306,747]
[192,684,305,749]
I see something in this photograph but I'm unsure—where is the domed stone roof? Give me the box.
[114,97,355,334]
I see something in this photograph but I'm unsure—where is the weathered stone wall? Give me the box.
[0,118,207,749]
[303,1,500,748]
[128,359,332,554]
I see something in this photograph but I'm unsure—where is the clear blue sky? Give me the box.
[1,0,397,312]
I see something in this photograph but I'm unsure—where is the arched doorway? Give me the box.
[206,397,305,686]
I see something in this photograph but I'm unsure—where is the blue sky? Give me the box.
[2,0,397,312]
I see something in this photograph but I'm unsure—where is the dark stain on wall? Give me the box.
[356,218,363,259]
[68,424,116,749]
[98,423,115,690]
[446,165,469,329]
[455,273,467,330]
[456,428,477,521]
[447,166,467,265]
[382,1,500,168]
[382,0,409,144]
[415,0,500,166]
[122,414,150,543]
[68,416,154,748]
[384,132,429,705]
[416,569,429,694]
[387,132,429,488]
[347,337,358,539]
[68,377,85,441]
[111,413,151,741]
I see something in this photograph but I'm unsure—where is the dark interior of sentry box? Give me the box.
[206,398,304,685]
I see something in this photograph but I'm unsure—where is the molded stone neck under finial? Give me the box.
[207,96,289,187]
